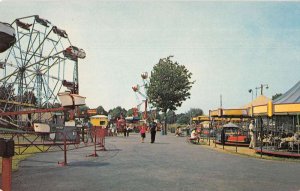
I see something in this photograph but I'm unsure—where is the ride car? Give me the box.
[63,46,86,60]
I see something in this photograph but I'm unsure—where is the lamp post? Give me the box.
[256,84,269,96]
[248,89,253,101]
[250,84,269,99]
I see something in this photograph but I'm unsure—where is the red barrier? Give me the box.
[96,128,106,151]
[87,127,106,157]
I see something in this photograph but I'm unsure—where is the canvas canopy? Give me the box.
[243,95,271,109]
[274,80,300,104]
[272,80,300,115]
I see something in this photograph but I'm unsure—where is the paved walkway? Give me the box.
[9,133,300,191]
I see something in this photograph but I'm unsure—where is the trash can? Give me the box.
[186,128,190,136]
[0,138,14,158]
[170,127,175,133]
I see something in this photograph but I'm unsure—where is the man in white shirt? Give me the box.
[249,120,256,149]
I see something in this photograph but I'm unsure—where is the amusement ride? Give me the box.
[0,15,86,129]
[132,72,149,120]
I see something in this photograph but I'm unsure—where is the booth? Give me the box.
[90,115,108,128]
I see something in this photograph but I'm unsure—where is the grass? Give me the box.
[1,146,45,173]
[0,145,45,174]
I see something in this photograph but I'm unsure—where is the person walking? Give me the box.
[87,121,93,143]
[123,124,127,137]
[149,119,157,143]
[249,120,256,149]
[126,124,130,137]
[112,123,117,136]
[140,123,147,143]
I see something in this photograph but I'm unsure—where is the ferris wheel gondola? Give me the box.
[0,22,16,53]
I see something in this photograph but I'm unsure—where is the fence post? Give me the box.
[0,139,14,191]
[2,157,12,191]
[58,132,67,166]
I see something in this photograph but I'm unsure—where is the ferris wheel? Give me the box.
[0,15,85,127]
[132,72,150,120]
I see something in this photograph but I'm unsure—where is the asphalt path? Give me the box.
[9,133,300,191]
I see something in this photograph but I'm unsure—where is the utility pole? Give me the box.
[220,94,222,108]
[256,84,269,96]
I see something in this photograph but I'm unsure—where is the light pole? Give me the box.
[248,89,253,101]
[256,84,269,96]
[250,84,269,98]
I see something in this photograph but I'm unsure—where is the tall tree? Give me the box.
[147,56,194,134]
[0,84,15,112]
[127,108,134,116]
[176,113,190,124]
[96,105,108,115]
[165,110,176,124]
[187,108,203,124]
[23,91,37,105]
[78,105,90,114]
[78,105,90,122]
[108,106,127,121]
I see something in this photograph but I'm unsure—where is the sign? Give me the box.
[87,109,97,114]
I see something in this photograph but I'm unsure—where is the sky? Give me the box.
[1,0,300,115]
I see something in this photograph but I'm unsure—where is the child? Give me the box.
[140,123,147,143]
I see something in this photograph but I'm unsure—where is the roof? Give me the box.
[274,80,300,104]
[90,115,108,119]
[223,123,239,128]
[243,95,271,108]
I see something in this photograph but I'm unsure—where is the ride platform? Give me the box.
[215,140,249,147]
[255,147,300,158]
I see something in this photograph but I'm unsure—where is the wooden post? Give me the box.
[2,157,12,191]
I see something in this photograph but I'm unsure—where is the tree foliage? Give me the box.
[187,108,203,118]
[23,91,37,105]
[146,56,194,113]
[108,106,127,120]
[173,108,204,125]
[272,93,282,101]
[160,110,177,124]
[176,113,190,124]
[78,105,90,114]
[0,84,15,112]
[96,105,108,115]
[127,108,134,117]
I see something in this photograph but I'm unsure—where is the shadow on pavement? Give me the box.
[151,142,170,144]
[69,161,110,167]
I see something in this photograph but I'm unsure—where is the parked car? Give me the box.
[63,46,86,60]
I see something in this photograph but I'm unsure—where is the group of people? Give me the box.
[139,120,158,143]
[122,124,131,137]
